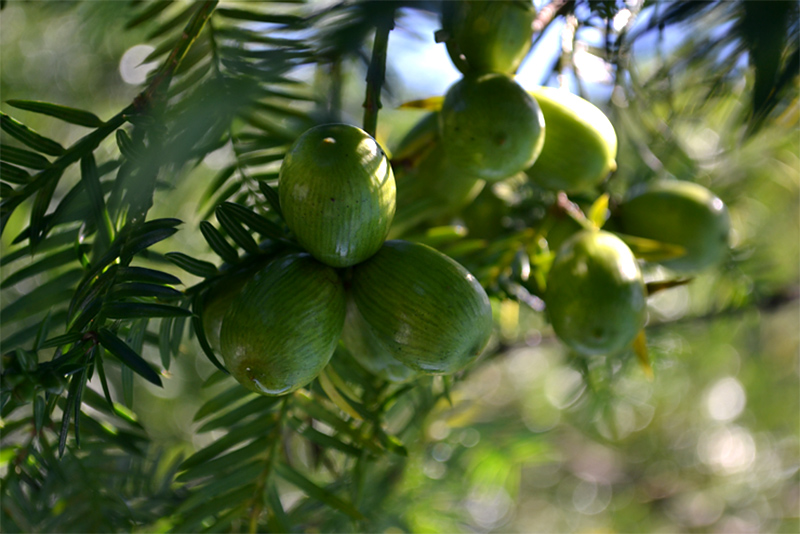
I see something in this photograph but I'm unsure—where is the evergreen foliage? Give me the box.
[1,1,797,532]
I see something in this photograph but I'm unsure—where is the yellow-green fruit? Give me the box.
[442,0,536,75]
[279,123,396,268]
[619,180,730,273]
[525,87,617,192]
[546,230,646,355]
[351,240,493,374]
[440,74,545,182]
[220,254,346,396]
[341,299,417,383]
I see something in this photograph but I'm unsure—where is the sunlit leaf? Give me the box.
[587,193,609,229]
[614,232,686,262]
[398,95,444,111]
[632,329,654,381]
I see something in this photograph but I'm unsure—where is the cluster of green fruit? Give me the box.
[206,124,493,395]
[392,0,732,357]
[203,0,732,394]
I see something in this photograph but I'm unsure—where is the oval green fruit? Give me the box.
[618,180,730,273]
[442,0,536,75]
[279,123,396,268]
[351,240,493,374]
[525,86,617,192]
[220,253,346,396]
[341,298,417,383]
[439,74,545,182]
[201,265,263,354]
[546,230,646,355]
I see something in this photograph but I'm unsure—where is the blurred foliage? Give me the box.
[1,0,798,533]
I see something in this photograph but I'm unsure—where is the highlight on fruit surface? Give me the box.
[441,0,536,75]
[439,73,545,182]
[618,180,731,273]
[525,86,618,192]
[545,229,647,356]
[220,253,346,396]
[279,123,396,268]
[351,240,493,374]
[341,298,417,383]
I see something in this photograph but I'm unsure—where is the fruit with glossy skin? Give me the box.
[220,254,346,396]
[439,73,545,182]
[279,123,396,268]
[351,240,493,374]
[525,86,618,192]
[442,0,536,75]
[341,298,417,383]
[618,180,730,272]
[546,230,646,355]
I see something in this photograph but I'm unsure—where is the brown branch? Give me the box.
[362,9,395,138]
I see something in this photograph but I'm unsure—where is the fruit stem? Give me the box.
[362,7,395,138]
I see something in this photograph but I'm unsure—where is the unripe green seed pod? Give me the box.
[442,0,536,75]
[279,124,396,268]
[440,74,545,182]
[619,180,730,273]
[546,230,646,355]
[220,254,346,396]
[351,240,493,374]
[525,87,618,192]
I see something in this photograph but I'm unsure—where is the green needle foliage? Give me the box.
[1,1,797,532]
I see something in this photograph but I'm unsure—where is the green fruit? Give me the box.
[201,271,257,354]
[392,143,485,237]
[546,230,646,355]
[220,254,346,396]
[525,86,617,192]
[351,240,493,374]
[442,0,536,75]
[341,299,417,383]
[618,180,730,272]
[279,123,396,268]
[439,74,545,182]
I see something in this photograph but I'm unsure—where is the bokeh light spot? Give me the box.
[119,44,157,85]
